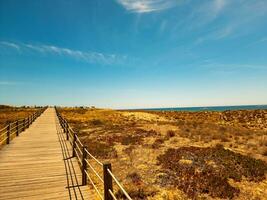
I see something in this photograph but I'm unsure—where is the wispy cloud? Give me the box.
[0,41,20,51]
[247,37,267,47]
[192,0,267,44]
[189,0,228,28]
[116,0,183,13]
[0,41,126,65]
[211,0,227,17]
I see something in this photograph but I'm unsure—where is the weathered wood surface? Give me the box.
[0,108,89,200]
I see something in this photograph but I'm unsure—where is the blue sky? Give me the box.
[0,0,267,108]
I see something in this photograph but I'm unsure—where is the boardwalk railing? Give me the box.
[55,108,132,200]
[0,107,47,147]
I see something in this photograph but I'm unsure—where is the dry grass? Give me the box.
[59,107,267,200]
[0,105,38,129]
[0,105,38,147]
[157,144,267,199]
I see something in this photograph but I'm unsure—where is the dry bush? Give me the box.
[120,129,158,146]
[84,140,117,159]
[123,145,135,155]
[116,187,156,200]
[259,136,267,147]
[151,138,165,149]
[121,135,144,145]
[157,144,267,199]
[166,130,175,139]
[220,135,230,142]
[126,172,142,185]
[262,149,267,156]
[89,119,104,126]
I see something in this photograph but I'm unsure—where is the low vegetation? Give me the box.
[0,105,38,129]
[59,107,267,200]
[157,144,267,199]
[0,105,38,147]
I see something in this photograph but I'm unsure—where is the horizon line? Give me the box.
[1,103,267,110]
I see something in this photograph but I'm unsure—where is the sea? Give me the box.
[138,105,267,112]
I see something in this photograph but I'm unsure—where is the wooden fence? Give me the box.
[0,107,47,147]
[55,108,132,200]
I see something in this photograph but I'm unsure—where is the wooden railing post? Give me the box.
[62,118,65,133]
[66,122,69,140]
[23,119,26,131]
[64,121,67,133]
[82,146,87,185]
[6,124,10,144]
[16,120,19,136]
[103,163,113,200]
[27,117,30,128]
[72,134,77,157]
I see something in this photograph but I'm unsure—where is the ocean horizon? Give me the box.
[133,105,267,112]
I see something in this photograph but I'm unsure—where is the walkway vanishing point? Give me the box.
[0,108,89,200]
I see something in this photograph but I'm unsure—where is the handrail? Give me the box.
[107,169,132,200]
[85,158,104,183]
[109,190,118,200]
[10,131,17,137]
[55,107,133,200]
[84,170,104,200]
[75,142,83,156]
[0,131,7,137]
[10,121,17,126]
[0,137,7,144]
[85,148,103,166]
[76,136,83,147]
[0,126,7,133]
[10,126,18,132]
[0,107,47,147]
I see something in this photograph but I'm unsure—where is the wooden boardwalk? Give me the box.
[0,108,89,200]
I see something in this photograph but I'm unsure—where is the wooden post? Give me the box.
[61,118,64,132]
[82,146,87,185]
[72,134,77,157]
[6,124,10,144]
[64,121,67,133]
[103,163,113,200]
[16,120,19,136]
[27,117,30,128]
[64,119,67,133]
[23,119,25,131]
[66,123,69,140]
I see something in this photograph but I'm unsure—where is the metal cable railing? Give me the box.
[55,107,132,200]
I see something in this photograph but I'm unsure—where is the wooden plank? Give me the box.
[0,108,89,200]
